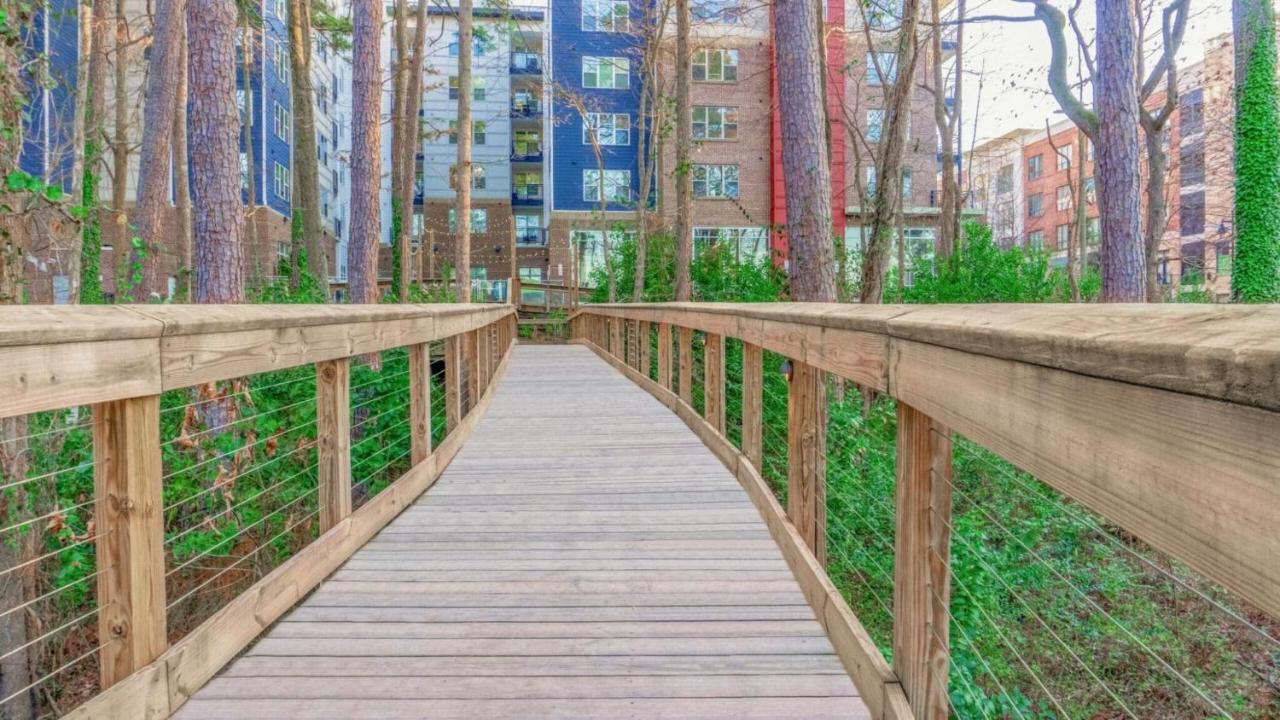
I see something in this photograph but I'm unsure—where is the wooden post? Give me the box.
[893,403,953,720]
[509,223,520,305]
[477,324,490,393]
[705,332,725,433]
[742,342,763,469]
[626,320,637,368]
[445,334,463,431]
[678,326,693,405]
[316,358,352,532]
[610,318,622,359]
[93,395,166,688]
[465,329,479,410]
[638,320,651,378]
[408,343,432,464]
[786,360,825,565]
[657,322,672,390]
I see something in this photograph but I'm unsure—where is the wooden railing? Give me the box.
[0,303,516,719]
[518,281,576,313]
[571,302,1280,720]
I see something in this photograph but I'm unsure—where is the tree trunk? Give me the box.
[240,20,259,277]
[348,0,383,304]
[454,0,474,303]
[67,10,92,302]
[289,0,328,284]
[930,0,959,259]
[398,0,429,301]
[1094,0,1145,301]
[390,0,408,301]
[134,0,186,298]
[111,0,129,260]
[175,30,192,299]
[858,0,921,304]
[188,0,246,303]
[1142,123,1168,302]
[1231,0,1280,302]
[673,0,692,301]
[80,0,111,304]
[632,4,659,301]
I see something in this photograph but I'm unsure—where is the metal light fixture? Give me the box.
[779,359,793,383]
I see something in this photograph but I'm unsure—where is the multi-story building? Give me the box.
[1020,118,1099,263]
[966,128,1038,247]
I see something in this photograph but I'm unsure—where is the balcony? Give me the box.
[511,101,542,120]
[511,147,544,163]
[513,187,544,206]
[511,52,542,75]
[515,228,547,246]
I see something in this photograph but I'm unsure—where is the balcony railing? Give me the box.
[511,102,541,119]
[511,147,544,162]
[513,187,544,206]
[510,52,542,74]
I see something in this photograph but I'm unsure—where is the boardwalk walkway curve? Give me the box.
[175,345,869,719]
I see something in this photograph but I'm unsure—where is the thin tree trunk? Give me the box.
[111,0,129,252]
[240,20,259,275]
[673,0,692,301]
[930,0,959,259]
[67,12,92,302]
[1142,124,1167,301]
[631,11,653,301]
[289,0,328,283]
[80,0,110,304]
[390,0,408,300]
[134,0,186,298]
[398,0,429,301]
[348,0,383,303]
[455,0,474,303]
[175,29,192,299]
[189,0,246,303]
[1094,0,1144,301]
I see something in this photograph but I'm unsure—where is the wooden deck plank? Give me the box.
[174,345,866,719]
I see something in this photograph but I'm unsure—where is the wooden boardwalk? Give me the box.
[175,345,867,719]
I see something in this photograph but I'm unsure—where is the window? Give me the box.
[901,168,913,201]
[514,130,541,157]
[692,164,739,199]
[1181,241,1205,283]
[273,161,290,200]
[1056,145,1072,170]
[1086,216,1100,246]
[692,227,769,259]
[449,121,486,145]
[692,49,739,82]
[583,169,631,203]
[274,42,289,84]
[865,167,877,197]
[515,215,543,244]
[514,171,542,200]
[519,266,545,282]
[1157,252,1171,284]
[1027,230,1045,250]
[996,164,1012,194]
[240,151,249,193]
[273,103,291,142]
[583,113,631,146]
[512,89,538,114]
[273,0,286,19]
[1055,224,1070,251]
[1027,154,1042,180]
[582,0,628,31]
[1180,89,1204,136]
[692,106,738,140]
[1180,191,1205,236]
[1180,142,1205,186]
[1056,185,1071,211]
[866,0,904,28]
[692,0,742,23]
[1027,193,1044,218]
[448,32,487,57]
[867,109,885,142]
[449,164,486,190]
[1216,244,1233,274]
[448,76,486,101]
[867,51,898,85]
[582,56,630,89]
[447,208,488,234]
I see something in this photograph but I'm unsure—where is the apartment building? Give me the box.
[18,0,348,302]
[966,128,1038,247]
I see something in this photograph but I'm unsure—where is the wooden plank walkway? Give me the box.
[175,344,868,719]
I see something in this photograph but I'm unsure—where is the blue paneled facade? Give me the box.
[239,0,293,218]
[548,0,643,212]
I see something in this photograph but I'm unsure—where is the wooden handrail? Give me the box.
[0,304,517,719]
[571,302,1280,720]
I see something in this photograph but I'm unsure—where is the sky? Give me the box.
[960,0,1235,144]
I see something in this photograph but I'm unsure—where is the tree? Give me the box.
[673,0,692,301]
[857,0,925,304]
[288,0,328,284]
[174,25,192,298]
[133,0,186,298]
[631,0,670,299]
[930,0,963,258]
[1231,0,1280,301]
[347,0,383,304]
[79,0,112,303]
[454,0,474,303]
[240,14,260,275]
[389,0,409,300]
[397,0,430,301]
[188,0,246,302]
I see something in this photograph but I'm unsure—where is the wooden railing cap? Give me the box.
[577,302,1280,411]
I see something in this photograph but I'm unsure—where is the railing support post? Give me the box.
[742,342,763,468]
[786,360,825,565]
[894,402,953,720]
[93,395,166,688]
[610,318,622,359]
[657,322,672,390]
[465,329,479,411]
[705,332,725,433]
[316,359,353,532]
[678,327,693,405]
[409,343,432,464]
[445,335,463,431]
[626,320,637,369]
[638,320,651,378]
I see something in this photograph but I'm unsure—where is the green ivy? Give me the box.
[1232,2,1280,302]
[389,196,403,300]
